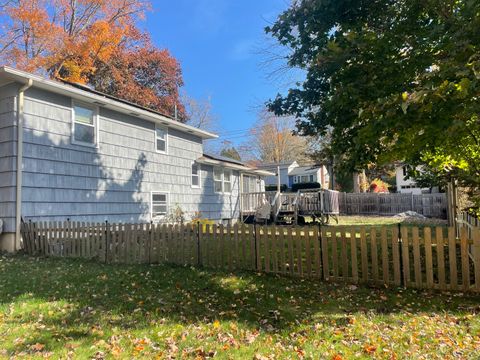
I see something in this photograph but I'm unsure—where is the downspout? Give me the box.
[15,78,33,248]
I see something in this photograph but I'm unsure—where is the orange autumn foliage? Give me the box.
[0,0,185,120]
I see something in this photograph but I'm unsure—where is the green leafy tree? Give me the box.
[266,0,480,206]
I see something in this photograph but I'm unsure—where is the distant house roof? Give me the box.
[0,66,217,140]
[257,160,298,170]
[197,153,274,176]
[289,166,323,176]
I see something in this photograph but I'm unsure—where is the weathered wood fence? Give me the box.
[339,192,447,218]
[21,221,480,292]
[457,211,480,239]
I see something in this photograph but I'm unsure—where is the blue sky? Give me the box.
[145,0,297,147]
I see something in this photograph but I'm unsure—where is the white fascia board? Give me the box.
[196,157,275,177]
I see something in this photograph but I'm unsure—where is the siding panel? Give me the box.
[19,86,241,225]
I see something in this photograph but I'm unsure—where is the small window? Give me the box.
[214,167,223,193]
[310,175,314,182]
[72,102,97,146]
[224,169,232,193]
[192,162,200,188]
[155,125,168,153]
[151,192,168,218]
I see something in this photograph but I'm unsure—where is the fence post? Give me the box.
[28,219,33,254]
[148,221,153,263]
[473,227,480,292]
[318,222,324,279]
[104,220,109,264]
[253,223,258,270]
[398,223,405,288]
[197,221,202,267]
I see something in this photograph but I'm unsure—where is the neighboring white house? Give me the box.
[258,161,330,190]
[257,161,299,188]
[289,165,329,189]
[395,164,429,194]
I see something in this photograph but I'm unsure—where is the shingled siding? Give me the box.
[20,86,239,224]
[0,83,18,233]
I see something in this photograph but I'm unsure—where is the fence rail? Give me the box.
[21,221,480,292]
[339,192,447,218]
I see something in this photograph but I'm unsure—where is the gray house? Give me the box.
[0,67,270,251]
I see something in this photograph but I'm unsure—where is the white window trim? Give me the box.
[214,167,223,194]
[71,99,99,148]
[151,191,169,220]
[155,124,168,154]
[223,169,232,194]
[213,167,233,194]
[191,161,201,189]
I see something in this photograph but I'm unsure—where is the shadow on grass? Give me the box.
[1,254,480,355]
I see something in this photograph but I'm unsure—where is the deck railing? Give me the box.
[241,190,340,219]
[240,191,277,214]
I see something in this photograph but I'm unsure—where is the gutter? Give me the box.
[196,156,275,176]
[15,78,33,248]
[0,66,218,140]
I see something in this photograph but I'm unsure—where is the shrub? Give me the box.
[369,178,390,193]
[265,184,288,192]
[291,182,321,192]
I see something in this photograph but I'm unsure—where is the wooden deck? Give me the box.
[240,190,340,224]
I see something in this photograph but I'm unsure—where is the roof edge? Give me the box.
[0,66,218,140]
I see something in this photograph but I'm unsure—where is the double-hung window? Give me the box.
[214,167,223,193]
[151,192,168,218]
[223,169,232,193]
[72,101,98,146]
[214,168,232,193]
[192,162,200,188]
[155,125,168,153]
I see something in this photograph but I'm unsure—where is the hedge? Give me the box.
[291,182,321,192]
[265,184,289,192]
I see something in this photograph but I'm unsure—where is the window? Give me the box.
[214,167,223,193]
[244,175,257,193]
[155,125,168,153]
[72,102,97,146]
[214,168,232,193]
[192,162,200,188]
[151,192,168,218]
[301,175,309,183]
[224,169,232,193]
[310,175,314,182]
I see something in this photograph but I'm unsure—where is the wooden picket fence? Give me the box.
[21,221,480,292]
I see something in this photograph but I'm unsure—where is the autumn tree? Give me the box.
[244,110,309,163]
[0,0,185,119]
[89,46,186,120]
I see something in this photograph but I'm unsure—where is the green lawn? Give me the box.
[333,215,448,227]
[1,255,479,359]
